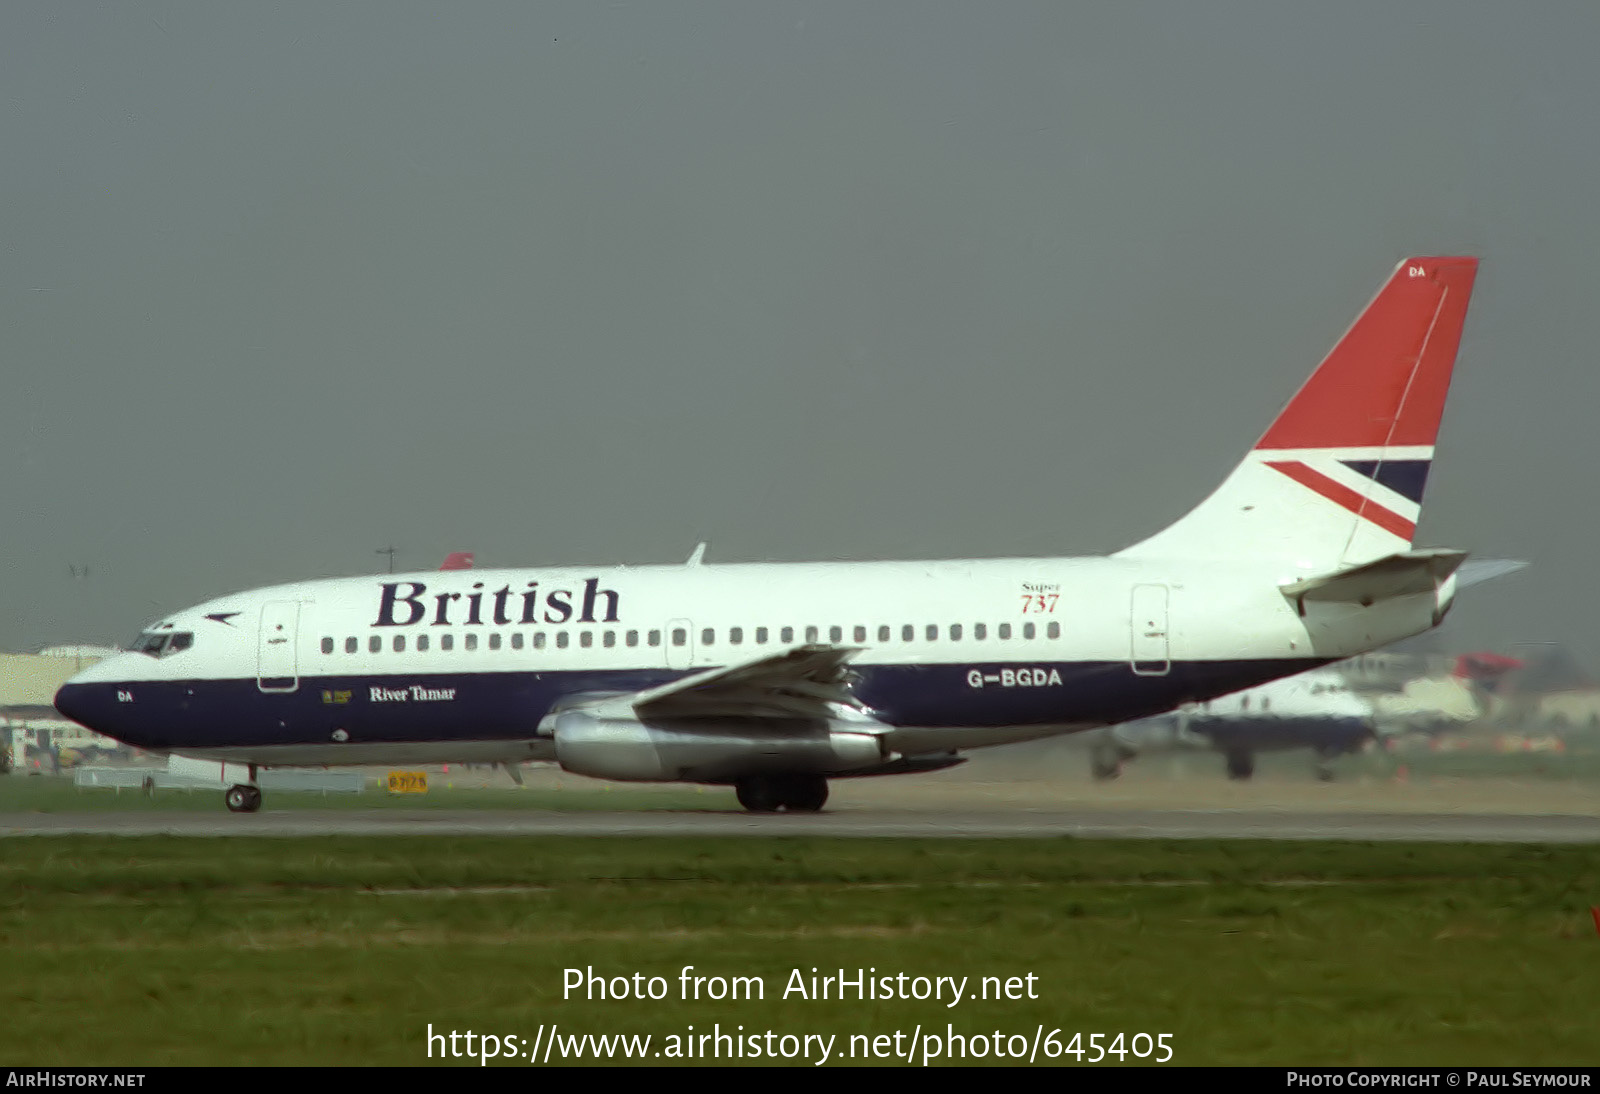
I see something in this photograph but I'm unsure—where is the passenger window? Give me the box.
[510,633,523,650]
[974,623,986,640]
[781,627,794,643]
[345,637,358,654]
[829,626,842,643]
[701,628,714,646]
[950,624,962,641]
[1023,622,1036,640]
[672,629,686,647]
[579,631,592,648]
[805,626,819,643]
[489,633,502,650]
[369,635,382,653]
[625,630,638,647]
[465,633,478,651]
[756,627,768,644]
[557,632,569,649]
[321,637,333,655]
[603,631,616,648]
[729,627,743,645]
[853,626,866,643]
[418,634,430,652]
[877,625,890,643]
[393,635,406,652]
[647,630,661,647]
[441,634,454,651]
[902,625,914,642]
[998,623,1012,640]
[926,624,938,641]
[1047,621,1061,639]
[534,632,546,650]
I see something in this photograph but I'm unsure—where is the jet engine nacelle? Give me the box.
[551,710,888,783]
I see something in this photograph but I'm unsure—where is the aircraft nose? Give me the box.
[53,681,102,731]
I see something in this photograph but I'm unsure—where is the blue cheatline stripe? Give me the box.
[1339,459,1431,504]
[55,658,1332,753]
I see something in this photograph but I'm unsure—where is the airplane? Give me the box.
[56,256,1496,814]
[1088,665,1376,782]
[1369,649,1524,738]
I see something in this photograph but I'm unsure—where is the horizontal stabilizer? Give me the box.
[1280,548,1467,609]
[1455,558,1528,589]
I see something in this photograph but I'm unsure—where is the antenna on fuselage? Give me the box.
[686,542,707,567]
[376,546,398,573]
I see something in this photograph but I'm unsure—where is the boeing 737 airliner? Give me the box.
[57,257,1491,813]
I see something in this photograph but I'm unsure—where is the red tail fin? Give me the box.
[439,552,474,571]
[1256,257,1478,450]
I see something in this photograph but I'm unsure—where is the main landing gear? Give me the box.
[225,764,263,813]
[735,774,829,813]
[1090,737,1134,781]
[1224,749,1256,780]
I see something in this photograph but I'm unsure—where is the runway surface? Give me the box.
[3,807,1597,841]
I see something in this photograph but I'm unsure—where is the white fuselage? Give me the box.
[55,554,1449,773]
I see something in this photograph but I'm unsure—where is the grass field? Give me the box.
[1,836,1596,1066]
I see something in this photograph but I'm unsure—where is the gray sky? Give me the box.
[1,3,1591,665]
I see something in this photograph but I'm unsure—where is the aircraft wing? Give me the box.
[630,645,866,722]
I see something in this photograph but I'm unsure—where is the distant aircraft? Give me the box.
[57,257,1509,814]
[1090,666,1375,781]
[1369,651,1523,737]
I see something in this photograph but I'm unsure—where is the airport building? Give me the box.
[0,648,127,774]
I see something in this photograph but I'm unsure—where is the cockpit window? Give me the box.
[130,633,167,656]
[130,631,194,657]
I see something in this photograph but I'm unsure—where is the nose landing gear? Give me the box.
[224,784,262,813]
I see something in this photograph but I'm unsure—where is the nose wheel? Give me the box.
[224,784,263,813]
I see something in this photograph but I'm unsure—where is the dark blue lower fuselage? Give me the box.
[55,658,1326,755]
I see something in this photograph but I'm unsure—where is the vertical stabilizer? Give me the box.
[1116,257,1479,568]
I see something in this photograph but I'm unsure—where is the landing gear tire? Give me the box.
[778,775,829,812]
[735,775,829,813]
[1313,747,1340,782]
[735,777,781,813]
[1224,750,1255,780]
[1091,741,1126,781]
[225,784,262,813]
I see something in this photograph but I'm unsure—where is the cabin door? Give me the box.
[257,601,301,692]
[1130,584,1171,676]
